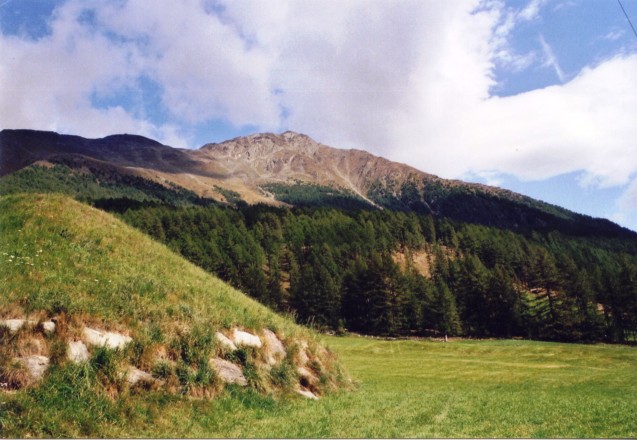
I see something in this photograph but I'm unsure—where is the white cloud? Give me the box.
[613,178,637,229]
[391,53,637,187]
[91,0,281,129]
[2,0,637,226]
[0,0,187,145]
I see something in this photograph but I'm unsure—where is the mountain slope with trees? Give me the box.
[117,202,637,343]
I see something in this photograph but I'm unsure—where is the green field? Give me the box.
[320,337,637,438]
[8,336,634,438]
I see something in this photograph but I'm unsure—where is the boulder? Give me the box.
[263,329,286,366]
[215,332,237,351]
[209,358,247,386]
[17,355,49,381]
[42,321,56,333]
[83,327,132,350]
[126,366,160,386]
[68,340,90,363]
[232,328,262,348]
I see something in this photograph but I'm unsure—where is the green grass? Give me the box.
[0,193,295,333]
[319,337,637,438]
[2,193,637,438]
[6,336,635,437]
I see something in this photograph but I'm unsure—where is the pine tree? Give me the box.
[434,279,462,339]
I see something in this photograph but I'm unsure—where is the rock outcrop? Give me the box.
[83,327,132,350]
[263,329,286,366]
[126,366,161,386]
[215,332,237,351]
[17,355,49,381]
[232,329,262,348]
[68,340,90,363]
[209,358,248,386]
[1,319,35,333]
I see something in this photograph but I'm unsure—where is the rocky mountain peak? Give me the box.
[201,131,322,157]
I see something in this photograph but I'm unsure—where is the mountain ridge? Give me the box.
[1,128,634,238]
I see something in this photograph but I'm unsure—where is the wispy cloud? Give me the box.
[518,0,548,21]
[602,29,625,42]
[539,34,566,82]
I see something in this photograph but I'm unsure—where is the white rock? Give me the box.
[232,328,262,348]
[83,327,132,350]
[17,355,49,381]
[42,321,56,333]
[126,366,158,386]
[263,329,286,366]
[209,358,247,386]
[215,332,237,351]
[296,387,319,400]
[1,319,35,333]
[68,340,90,363]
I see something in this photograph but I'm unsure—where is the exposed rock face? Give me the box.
[68,340,90,363]
[297,366,319,388]
[209,358,248,386]
[83,327,132,349]
[263,329,286,366]
[215,331,237,351]
[232,329,262,348]
[297,341,310,366]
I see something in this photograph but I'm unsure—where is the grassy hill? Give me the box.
[0,193,346,437]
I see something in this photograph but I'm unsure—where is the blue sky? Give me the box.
[1,0,637,230]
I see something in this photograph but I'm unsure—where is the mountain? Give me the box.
[1,128,634,239]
